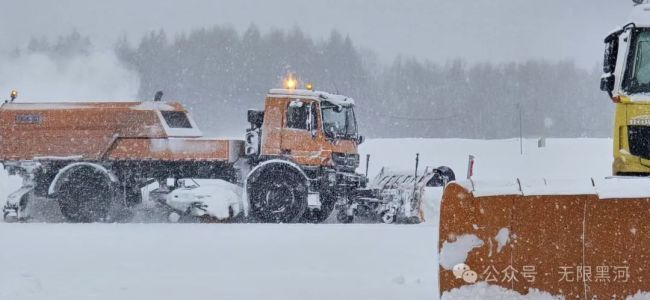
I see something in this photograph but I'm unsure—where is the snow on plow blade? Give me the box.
[439,177,650,298]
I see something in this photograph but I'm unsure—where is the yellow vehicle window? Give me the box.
[632,31,650,86]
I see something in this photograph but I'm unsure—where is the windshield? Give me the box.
[624,29,650,93]
[321,102,357,139]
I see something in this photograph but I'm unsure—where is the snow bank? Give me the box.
[441,282,562,300]
[358,138,611,180]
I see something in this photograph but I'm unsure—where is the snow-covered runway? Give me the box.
[0,223,439,300]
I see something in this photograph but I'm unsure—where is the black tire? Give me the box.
[301,193,336,223]
[437,166,456,181]
[57,167,115,223]
[427,166,456,187]
[249,166,308,223]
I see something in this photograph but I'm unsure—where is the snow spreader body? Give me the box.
[0,87,369,223]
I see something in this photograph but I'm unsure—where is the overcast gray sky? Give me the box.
[1,0,632,68]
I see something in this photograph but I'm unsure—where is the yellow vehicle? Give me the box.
[601,2,650,175]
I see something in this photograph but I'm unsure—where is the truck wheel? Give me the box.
[57,166,114,222]
[249,168,307,223]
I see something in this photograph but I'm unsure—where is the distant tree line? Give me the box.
[25,27,612,138]
[21,30,92,59]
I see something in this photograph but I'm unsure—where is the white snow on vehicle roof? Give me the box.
[456,177,650,199]
[130,101,176,111]
[0,102,94,110]
[1,101,179,111]
[267,89,355,106]
[629,4,650,27]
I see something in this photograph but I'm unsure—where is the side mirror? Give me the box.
[601,29,621,98]
[357,135,365,145]
[603,37,618,74]
[247,110,265,129]
[601,74,615,93]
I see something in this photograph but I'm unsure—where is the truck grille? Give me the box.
[332,153,359,172]
[628,125,650,159]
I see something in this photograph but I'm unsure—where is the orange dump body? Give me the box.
[439,181,650,299]
[0,101,243,162]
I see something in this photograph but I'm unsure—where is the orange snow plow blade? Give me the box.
[438,178,650,298]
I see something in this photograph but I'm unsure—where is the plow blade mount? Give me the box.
[345,166,454,224]
[439,178,650,299]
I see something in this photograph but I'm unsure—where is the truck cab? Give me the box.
[601,3,650,175]
[260,89,361,164]
[243,87,367,222]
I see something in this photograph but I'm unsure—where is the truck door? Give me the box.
[280,99,327,165]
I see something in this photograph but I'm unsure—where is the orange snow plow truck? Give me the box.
[0,85,369,223]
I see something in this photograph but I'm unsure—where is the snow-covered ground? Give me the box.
[0,138,616,300]
[0,223,437,300]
